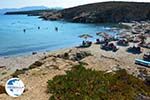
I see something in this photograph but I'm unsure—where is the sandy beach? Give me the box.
[0,35,149,80]
[0,47,72,80]
[0,1,150,99]
[0,41,149,99]
[0,20,150,99]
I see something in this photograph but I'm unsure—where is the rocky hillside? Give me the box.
[41,1,150,23]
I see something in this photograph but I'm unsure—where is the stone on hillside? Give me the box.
[58,49,92,61]
[29,61,43,69]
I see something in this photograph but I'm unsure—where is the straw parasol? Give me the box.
[79,34,93,40]
[116,31,131,38]
[96,32,111,39]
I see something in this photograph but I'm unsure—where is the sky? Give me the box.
[0,0,150,9]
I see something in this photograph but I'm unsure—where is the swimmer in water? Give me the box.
[55,27,58,31]
[23,29,26,33]
[38,26,40,29]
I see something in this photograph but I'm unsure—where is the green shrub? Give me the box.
[29,61,43,69]
[47,64,150,100]
[1,71,7,75]
[11,61,43,77]
[12,68,28,77]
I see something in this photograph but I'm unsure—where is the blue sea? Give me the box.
[0,15,118,56]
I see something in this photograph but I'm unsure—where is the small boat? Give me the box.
[135,59,150,67]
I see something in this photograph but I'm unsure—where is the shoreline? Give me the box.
[0,20,149,80]
[0,46,75,80]
[0,2,150,99]
[0,46,74,66]
[0,41,149,80]
[0,20,150,80]
[0,35,149,99]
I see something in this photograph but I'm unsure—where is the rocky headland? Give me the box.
[5,2,150,23]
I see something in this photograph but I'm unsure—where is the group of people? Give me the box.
[23,26,58,32]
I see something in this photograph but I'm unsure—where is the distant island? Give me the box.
[5,1,150,23]
[0,6,49,14]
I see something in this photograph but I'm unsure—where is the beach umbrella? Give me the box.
[116,29,129,35]
[79,34,93,40]
[96,32,107,37]
[96,32,111,39]
[117,31,131,38]
[119,33,130,38]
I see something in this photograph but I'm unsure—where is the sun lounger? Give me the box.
[101,43,118,52]
[135,59,150,67]
[95,39,106,44]
[77,41,92,48]
[117,39,129,46]
[127,46,142,54]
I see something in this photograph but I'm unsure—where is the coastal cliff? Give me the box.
[5,2,150,23]
[41,1,150,23]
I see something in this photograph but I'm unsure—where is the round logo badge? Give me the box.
[5,78,25,97]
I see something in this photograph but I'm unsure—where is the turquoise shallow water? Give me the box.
[0,15,117,56]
